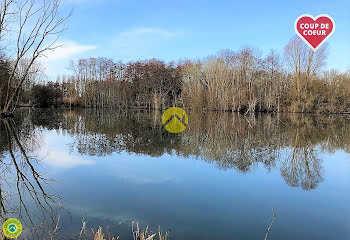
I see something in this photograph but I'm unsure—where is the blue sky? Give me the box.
[45,0,350,78]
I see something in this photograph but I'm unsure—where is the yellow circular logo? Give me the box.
[2,218,22,238]
[162,107,188,133]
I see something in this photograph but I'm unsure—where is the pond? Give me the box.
[0,109,349,239]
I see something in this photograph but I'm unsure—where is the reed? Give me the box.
[132,221,170,240]
[87,221,170,240]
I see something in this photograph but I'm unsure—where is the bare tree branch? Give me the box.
[264,208,276,240]
[1,0,71,114]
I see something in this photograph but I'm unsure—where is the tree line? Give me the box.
[0,0,349,114]
[13,36,349,114]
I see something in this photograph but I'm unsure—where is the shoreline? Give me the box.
[11,106,350,116]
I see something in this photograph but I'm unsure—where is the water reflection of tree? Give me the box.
[0,116,63,238]
[61,109,184,157]
[281,117,323,190]
[27,109,350,191]
[178,112,285,174]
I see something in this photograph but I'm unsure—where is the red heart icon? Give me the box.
[294,14,335,51]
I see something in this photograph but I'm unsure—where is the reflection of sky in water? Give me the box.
[36,129,350,240]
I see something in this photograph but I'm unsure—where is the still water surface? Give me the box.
[0,109,349,239]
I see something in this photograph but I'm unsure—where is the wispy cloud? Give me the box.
[40,41,96,78]
[44,41,96,61]
[40,28,182,78]
[113,27,182,59]
[42,150,95,168]
[116,27,178,40]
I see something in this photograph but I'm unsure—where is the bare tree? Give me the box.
[1,0,70,116]
[284,36,328,111]
[0,0,15,41]
[262,49,282,112]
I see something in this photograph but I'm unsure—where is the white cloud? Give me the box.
[113,27,182,59]
[38,28,182,78]
[44,41,96,60]
[117,28,178,40]
[42,150,95,168]
[40,41,96,79]
[34,132,95,169]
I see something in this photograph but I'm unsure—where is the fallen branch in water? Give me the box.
[264,208,276,240]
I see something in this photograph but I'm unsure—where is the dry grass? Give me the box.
[87,221,170,240]
[0,221,168,240]
[92,227,118,240]
[132,221,170,240]
[0,212,275,240]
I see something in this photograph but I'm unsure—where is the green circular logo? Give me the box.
[2,218,22,238]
